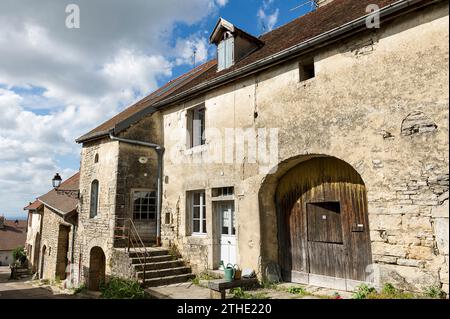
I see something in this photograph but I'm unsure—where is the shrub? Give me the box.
[353,284,377,299]
[423,286,446,299]
[100,277,146,299]
[230,287,269,299]
[73,284,87,294]
[288,287,306,295]
[381,283,397,295]
[12,246,26,264]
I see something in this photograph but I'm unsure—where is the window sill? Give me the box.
[184,144,208,156]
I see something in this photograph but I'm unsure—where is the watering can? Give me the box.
[233,264,242,280]
[224,263,235,282]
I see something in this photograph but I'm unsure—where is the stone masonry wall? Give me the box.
[156,1,448,293]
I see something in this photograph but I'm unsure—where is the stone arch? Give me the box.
[259,154,372,289]
[88,246,106,291]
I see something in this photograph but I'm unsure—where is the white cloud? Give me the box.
[0,0,226,219]
[257,0,280,32]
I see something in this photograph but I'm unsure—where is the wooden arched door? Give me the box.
[89,247,106,291]
[276,157,372,285]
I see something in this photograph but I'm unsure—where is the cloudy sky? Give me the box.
[0,0,312,219]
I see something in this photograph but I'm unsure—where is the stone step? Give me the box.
[128,249,170,258]
[130,255,176,264]
[134,259,185,271]
[142,273,196,288]
[137,266,191,279]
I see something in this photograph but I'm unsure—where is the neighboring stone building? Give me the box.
[24,200,43,273]
[0,217,27,266]
[37,173,79,284]
[67,0,448,294]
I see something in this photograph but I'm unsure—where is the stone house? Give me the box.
[24,200,43,272]
[0,217,27,266]
[62,0,448,293]
[34,173,79,283]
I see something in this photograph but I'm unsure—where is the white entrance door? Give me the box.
[219,201,236,266]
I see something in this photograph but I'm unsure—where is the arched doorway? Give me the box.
[275,156,372,288]
[40,245,46,279]
[33,233,41,273]
[89,247,106,291]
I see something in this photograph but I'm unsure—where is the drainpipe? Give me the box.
[109,132,165,246]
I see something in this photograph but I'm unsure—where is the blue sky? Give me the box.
[0,0,313,219]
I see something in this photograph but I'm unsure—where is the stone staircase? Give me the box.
[128,247,195,287]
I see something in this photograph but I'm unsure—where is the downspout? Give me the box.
[109,132,165,246]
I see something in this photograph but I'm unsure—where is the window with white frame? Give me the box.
[190,191,206,235]
[132,190,157,220]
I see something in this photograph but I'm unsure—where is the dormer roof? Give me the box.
[209,17,264,46]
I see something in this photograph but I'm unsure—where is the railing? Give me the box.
[115,218,148,284]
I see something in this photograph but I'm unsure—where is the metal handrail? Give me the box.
[115,218,148,284]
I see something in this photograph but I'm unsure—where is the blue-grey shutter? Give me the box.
[217,40,225,71]
[224,37,234,68]
[90,180,99,218]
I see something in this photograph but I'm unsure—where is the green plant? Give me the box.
[423,286,446,299]
[353,284,377,299]
[190,272,215,286]
[382,283,397,295]
[100,277,146,299]
[230,287,269,299]
[73,284,87,294]
[12,246,26,264]
[287,286,306,295]
[54,276,61,284]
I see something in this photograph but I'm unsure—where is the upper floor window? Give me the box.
[94,153,99,164]
[132,190,156,220]
[187,106,206,148]
[299,58,315,82]
[90,180,99,218]
[218,32,234,71]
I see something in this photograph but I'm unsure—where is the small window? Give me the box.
[299,58,315,82]
[90,180,99,218]
[189,191,207,235]
[218,33,234,71]
[212,187,234,197]
[132,191,156,220]
[94,154,99,164]
[187,106,206,148]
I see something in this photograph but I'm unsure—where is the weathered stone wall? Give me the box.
[75,138,119,286]
[26,209,42,272]
[116,113,163,243]
[157,1,448,293]
[40,206,75,282]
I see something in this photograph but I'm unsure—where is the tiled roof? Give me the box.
[38,173,80,215]
[76,60,217,142]
[0,220,27,251]
[77,0,432,143]
[23,200,43,211]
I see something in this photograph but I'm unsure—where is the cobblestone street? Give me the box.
[0,266,80,299]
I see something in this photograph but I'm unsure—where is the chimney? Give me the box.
[315,0,335,8]
[0,216,4,229]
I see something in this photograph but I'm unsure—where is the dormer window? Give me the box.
[210,18,264,72]
[217,32,234,71]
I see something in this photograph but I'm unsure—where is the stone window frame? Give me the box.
[130,189,157,221]
[186,103,206,150]
[90,180,100,219]
[187,190,207,236]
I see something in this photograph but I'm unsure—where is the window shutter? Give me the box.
[225,37,234,68]
[218,40,225,71]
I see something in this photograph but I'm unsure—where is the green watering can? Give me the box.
[224,263,235,282]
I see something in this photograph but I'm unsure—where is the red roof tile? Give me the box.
[77,0,433,143]
[23,200,43,211]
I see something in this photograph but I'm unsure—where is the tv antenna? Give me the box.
[290,0,318,12]
[192,49,197,68]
